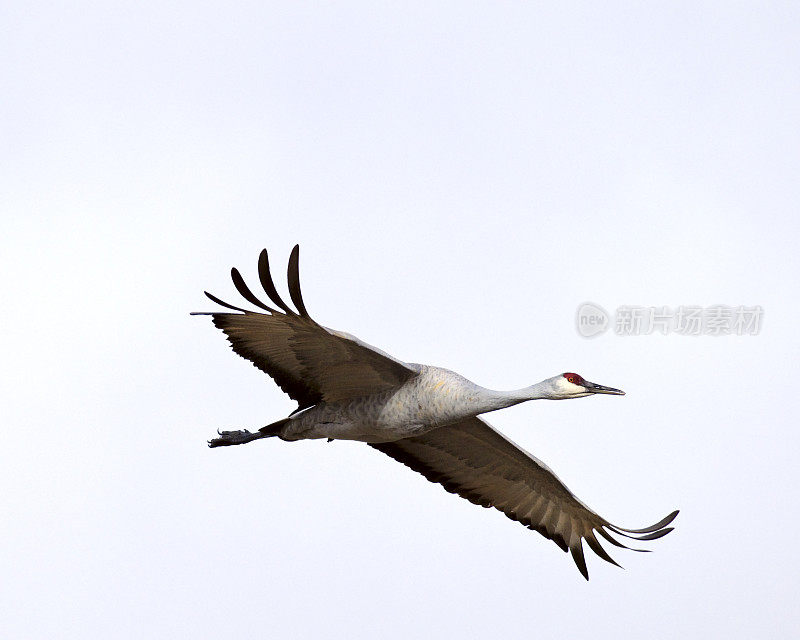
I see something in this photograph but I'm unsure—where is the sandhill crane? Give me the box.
[193,246,678,579]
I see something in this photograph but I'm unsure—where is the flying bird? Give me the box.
[193,246,677,579]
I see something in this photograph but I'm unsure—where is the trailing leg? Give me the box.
[207,429,270,447]
[207,417,291,448]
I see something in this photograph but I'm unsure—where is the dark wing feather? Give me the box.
[258,249,295,315]
[287,245,310,318]
[370,416,678,580]
[231,267,277,313]
[193,246,418,409]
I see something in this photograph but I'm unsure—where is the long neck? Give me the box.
[478,379,554,413]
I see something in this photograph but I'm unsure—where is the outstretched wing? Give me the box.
[192,246,419,410]
[370,416,678,580]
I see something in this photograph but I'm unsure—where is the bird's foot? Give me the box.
[208,429,261,448]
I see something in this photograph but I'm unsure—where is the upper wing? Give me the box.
[370,416,678,580]
[192,246,419,409]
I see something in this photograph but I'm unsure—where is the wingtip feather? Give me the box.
[585,530,622,569]
[630,527,674,541]
[231,267,277,313]
[203,290,250,313]
[597,527,646,552]
[287,245,310,318]
[612,509,679,534]
[570,542,589,580]
[257,248,295,315]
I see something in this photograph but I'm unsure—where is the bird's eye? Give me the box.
[566,374,575,383]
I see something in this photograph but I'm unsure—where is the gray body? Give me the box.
[281,365,515,442]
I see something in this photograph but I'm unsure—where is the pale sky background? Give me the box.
[2,2,799,638]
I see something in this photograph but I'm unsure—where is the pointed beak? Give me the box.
[584,380,625,396]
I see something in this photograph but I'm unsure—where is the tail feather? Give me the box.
[259,417,291,437]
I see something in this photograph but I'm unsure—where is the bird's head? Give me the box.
[544,372,626,399]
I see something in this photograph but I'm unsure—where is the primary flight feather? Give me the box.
[193,246,677,579]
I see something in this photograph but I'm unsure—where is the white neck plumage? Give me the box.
[478,377,565,413]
